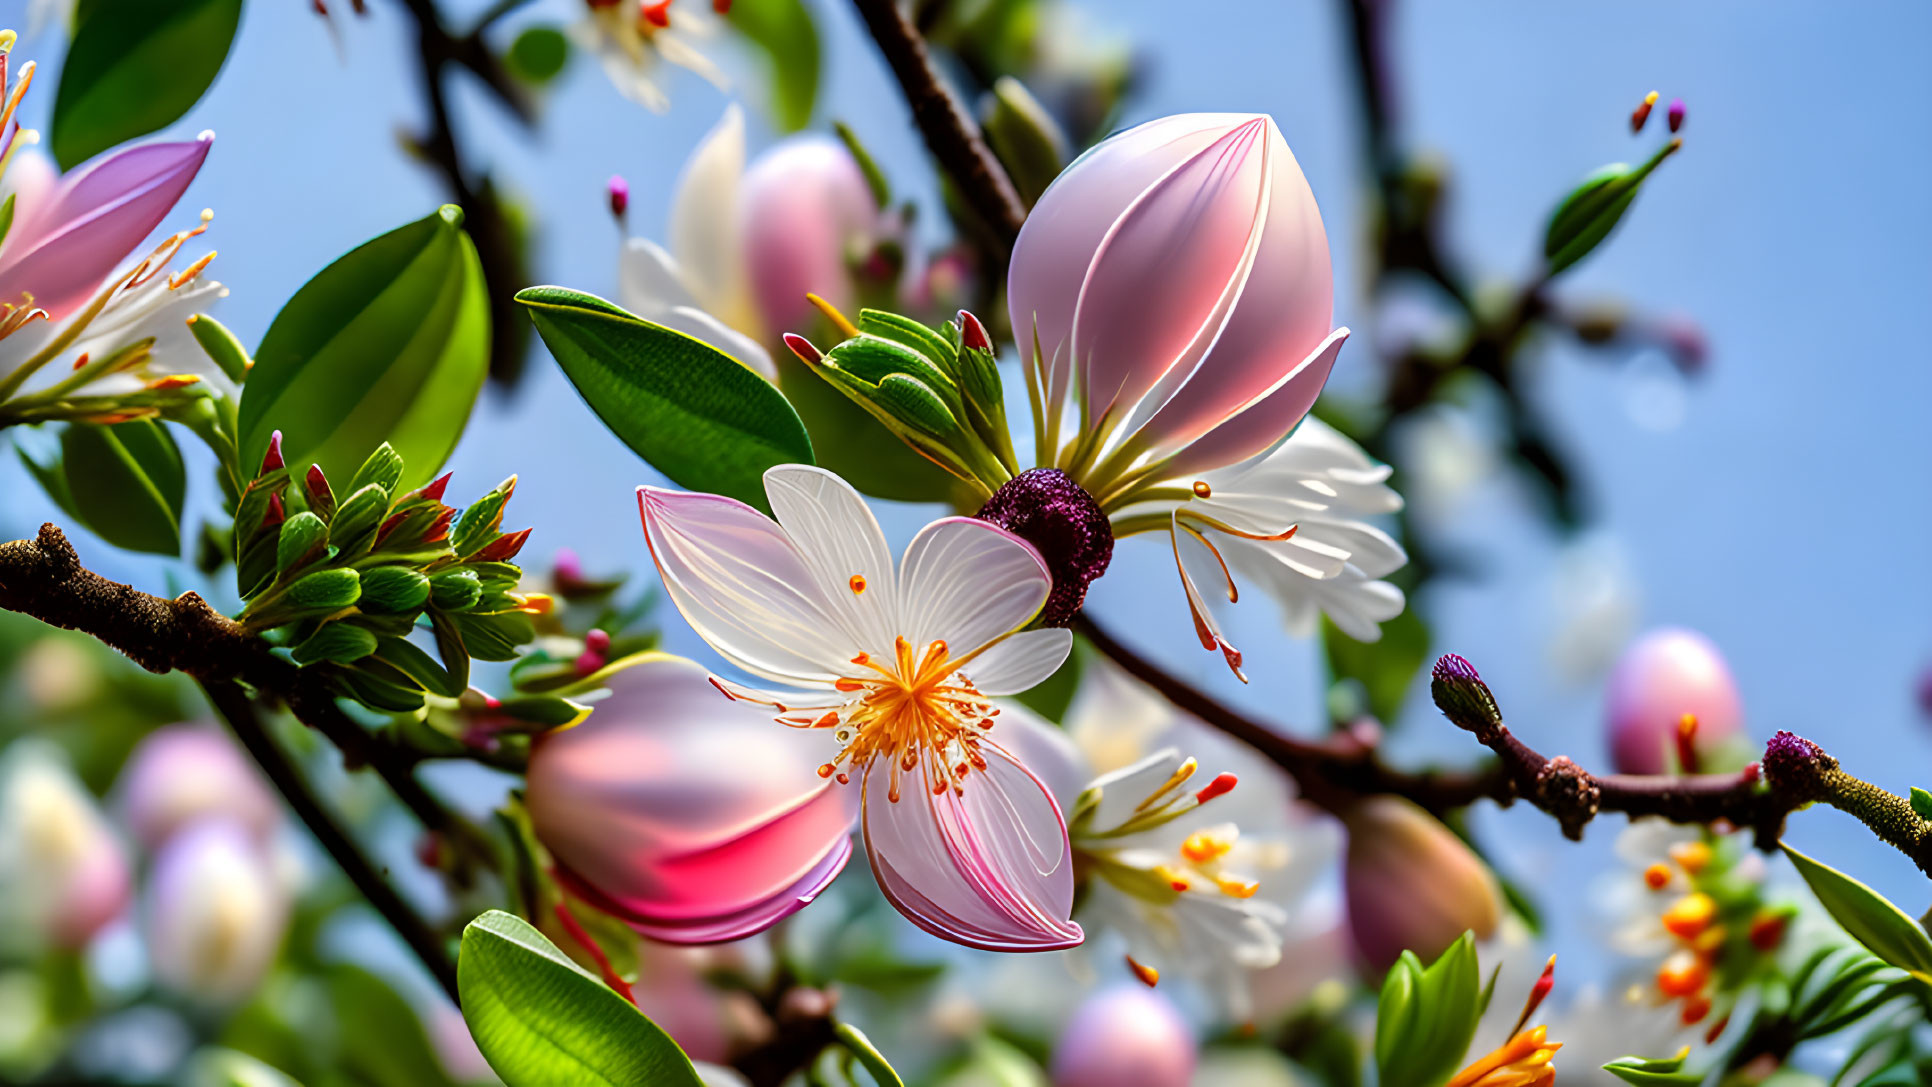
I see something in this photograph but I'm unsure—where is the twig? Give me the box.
[848,0,1027,250]
[203,680,460,1002]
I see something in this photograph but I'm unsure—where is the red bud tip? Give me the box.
[1510,955,1557,1035]
[1740,761,1760,783]
[424,507,455,543]
[420,471,452,502]
[1125,955,1160,987]
[783,332,823,365]
[607,175,630,219]
[1194,772,1238,804]
[264,493,286,528]
[584,628,612,654]
[305,463,331,496]
[1667,97,1686,133]
[262,431,284,474]
[1630,90,1660,132]
[574,649,605,677]
[712,0,731,11]
[1674,712,1700,775]
[475,526,533,562]
[958,309,992,353]
[641,0,671,28]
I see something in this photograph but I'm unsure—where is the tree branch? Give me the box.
[848,0,1028,251]
[203,679,460,1002]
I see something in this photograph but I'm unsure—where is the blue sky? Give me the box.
[2,0,1928,985]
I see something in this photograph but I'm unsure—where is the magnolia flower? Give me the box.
[144,818,289,1003]
[0,739,132,949]
[1050,986,1196,1087]
[1004,661,1335,1014]
[638,464,1082,951]
[1604,628,1745,775]
[1004,112,1404,676]
[525,654,855,943]
[616,105,878,379]
[572,0,725,114]
[114,724,280,850]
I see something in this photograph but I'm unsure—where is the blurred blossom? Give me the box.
[526,654,855,944]
[628,941,741,1063]
[1008,112,1399,677]
[1605,627,1744,775]
[144,819,289,1003]
[617,105,882,378]
[0,740,132,949]
[1341,796,1500,974]
[13,635,100,715]
[114,724,280,849]
[1393,403,1499,527]
[1049,987,1195,1087]
[1546,534,1640,683]
[571,0,725,113]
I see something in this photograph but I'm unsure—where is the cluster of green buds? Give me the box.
[783,302,1018,500]
[231,431,542,714]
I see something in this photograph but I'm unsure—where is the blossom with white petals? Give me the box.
[638,464,1082,951]
[572,0,726,114]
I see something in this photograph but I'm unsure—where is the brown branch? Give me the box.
[848,0,1028,251]
[203,680,459,1002]
[1073,614,1505,816]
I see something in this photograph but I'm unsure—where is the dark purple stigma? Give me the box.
[975,468,1113,627]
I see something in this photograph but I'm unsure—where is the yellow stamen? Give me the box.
[1126,955,1160,987]
[806,292,859,339]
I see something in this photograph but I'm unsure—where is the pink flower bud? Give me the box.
[0,135,213,321]
[0,741,132,949]
[114,724,280,849]
[607,174,631,219]
[738,136,877,336]
[144,818,288,1002]
[1008,113,1342,473]
[1342,796,1500,974]
[524,656,854,943]
[1051,987,1196,1087]
[1605,628,1744,775]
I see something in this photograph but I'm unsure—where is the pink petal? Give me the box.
[740,135,876,335]
[526,656,856,943]
[1008,115,1236,416]
[638,485,857,685]
[0,136,212,322]
[861,742,1081,952]
[562,838,851,945]
[1154,328,1349,477]
[762,465,900,653]
[897,517,1051,658]
[1071,118,1272,429]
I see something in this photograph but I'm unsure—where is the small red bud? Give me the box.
[712,0,731,12]
[305,463,332,500]
[261,431,284,474]
[1194,772,1237,804]
[1630,90,1659,133]
[584,629,612,654]
[1667,98,1686,133]
[783,332,823,365]
[264,493,286,528]
[958,309,992,353]
[607,175,630,219]
[474,526,533,562]
[640,0,671,28]
[418,472,453,503]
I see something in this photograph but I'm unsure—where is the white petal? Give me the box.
[963,627,1073,696]
[898,517,1051,657]
[1084,747,1188,834]
[671,105,747,318]
[617,237,702,319]
[762,465,899,652]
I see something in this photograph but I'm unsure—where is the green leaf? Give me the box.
[1324,606,1430,725]
[291,623,377,666]
[1909,787,1932,822]
[1603,1048,1699,1085]
[0,193,15,250]
[1543,141,1678,277]
[1374,934,1483,1087]
[50,0,243,169]
[517,286,813,512]
[457,910,705,1087]
[241,206,488,494]
[186,313,253,384]
[834,1021,906,1087]
[506,26,570,85]
[61,420,186,556]
[727,0,821,131]
[981,76,1067,206]
[1783,845,1932,982]
[325,966,459,1087]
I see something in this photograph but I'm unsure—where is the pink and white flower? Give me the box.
[638,464,1082,951]
[1006,112,1405,677]
[572,0,726,114]
[525,653,856,943]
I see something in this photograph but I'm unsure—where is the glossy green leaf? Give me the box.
[50,0,243,169]
[1783,845,1932,982]
[457,910,705,1087]
[517,286,813,512]
[1543,141,1677,277]
[61,420,186,556]
[727,0,821,131]
[1602,1048,1699,1085]
[241,207,488,494]
[834,1021,906,1087]
[1374,933,1482,1087]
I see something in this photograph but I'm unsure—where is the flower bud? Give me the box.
[275,511,329,575]
[524,656,854,943]
[739,135,877,335]
[1341,796,1500,974]
[328,482,390,557]
[115,725,279,850]
[1605,628,1743,775]
[290,621,378,665]
[285,567,362,612]
[144,819,289,1003]
[0,740,132,949]
[429,567,482,611]
[358,565,431,613]
[1050,987,1196,1087]
[1543,138,1680,277]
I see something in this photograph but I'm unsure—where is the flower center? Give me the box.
[975,467,1113,627]
[795,636,1000,802]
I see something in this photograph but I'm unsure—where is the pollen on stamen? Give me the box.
[849,574,866,594]
[1643,863,1672,890]
[834,678,865,692]
[1126,956,1161,987]
[1192,480,1212,498]
[816,763,835,779]
[1215,876,1259,899]
[1194,772,1238,804]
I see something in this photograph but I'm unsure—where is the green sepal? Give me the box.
[291,622,379,666]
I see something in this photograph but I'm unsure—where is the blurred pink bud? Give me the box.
[1658,313,1709,376]
[1341,796,1500,974]
[1917,661,1932,720]
[1605,627,1744,775]
[608,174,631,219]
[738,136,876,335]
[0,741,132,949]
[145,818,289,1003]
[115,724,280,849]
[1051,987,1196,1087]
[0,135,213,321]
[1009,113,1341,470]
[1667,98,1686,133]
[525,656,854,943]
